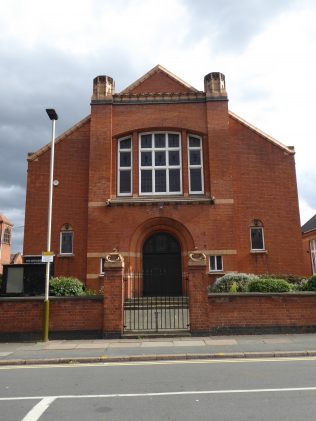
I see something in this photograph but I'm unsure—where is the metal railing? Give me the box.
[123,272,189,333]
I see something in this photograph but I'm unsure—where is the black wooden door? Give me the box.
[143,232,182,296]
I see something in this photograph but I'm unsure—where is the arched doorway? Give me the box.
[143,232,182,296]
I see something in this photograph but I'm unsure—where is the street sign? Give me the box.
[42,251,54,263]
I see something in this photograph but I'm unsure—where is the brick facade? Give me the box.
[0,214,13,275]
[24,65,304,290]
[301,215,316,276]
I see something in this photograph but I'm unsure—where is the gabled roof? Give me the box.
[229,111,295,155]
[302,214,316,233]
[27,115,90,161]
[0,214,13,226]
[119,64,199,95]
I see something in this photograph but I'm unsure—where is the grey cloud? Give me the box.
[298,170,316,209]
[0,40,144,252]
[181,0,300,52]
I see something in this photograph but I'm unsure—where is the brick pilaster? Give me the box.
[187,251,209,334]
[103,252,124,337]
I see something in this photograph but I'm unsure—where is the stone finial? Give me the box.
[204,72,227,98]
[92,75,115,100]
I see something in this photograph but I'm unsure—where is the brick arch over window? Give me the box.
[129,217,195,271]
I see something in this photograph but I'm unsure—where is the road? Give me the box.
[1,357,316,420]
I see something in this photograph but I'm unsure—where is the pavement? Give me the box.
[1,333,316,365]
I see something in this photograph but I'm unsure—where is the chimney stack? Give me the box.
[204,72,227,98]
[92,76,115,100]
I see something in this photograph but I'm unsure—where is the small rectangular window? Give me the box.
[209,255,223,272]
[310,240,316,274]
[250,227,264,250]
[60,231,73,254]
[100,257,105,274]
[188,135,204,194]
[118,137,132,196]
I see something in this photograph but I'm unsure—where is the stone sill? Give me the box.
[250,250,268,254]
[108,196,214,207]
[57,254,75,258]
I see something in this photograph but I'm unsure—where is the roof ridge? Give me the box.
[27,115,91,161]
[229,111,294,154]
[120,64,199,94]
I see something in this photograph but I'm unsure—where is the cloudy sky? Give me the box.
[1,0,316,252]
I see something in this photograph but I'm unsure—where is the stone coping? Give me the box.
[0,296,103,302]
[208,292,316,297]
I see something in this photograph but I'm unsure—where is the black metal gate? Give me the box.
[123,272,190,333]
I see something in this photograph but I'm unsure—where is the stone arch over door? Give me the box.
[129,217,195,272]
[143,231,182,296]
[128,217,195,296]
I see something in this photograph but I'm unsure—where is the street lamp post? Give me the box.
[43,108,58,342]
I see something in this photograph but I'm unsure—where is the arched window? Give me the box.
[250,219,265,251]
[60,224,73,255]
[3,227,11,244]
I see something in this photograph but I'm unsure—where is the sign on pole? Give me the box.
[42,251,54,263]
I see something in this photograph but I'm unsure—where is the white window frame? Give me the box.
[100,257,105,274]
[60,230,73,255]
[118,136,132,196]
[209,255,224,272]
[187,135,204,194]
[139,132,182,195]
[310,240,316,274]
[250,226,265,251]
[3,227,11,244]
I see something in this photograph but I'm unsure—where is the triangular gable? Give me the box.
[229,111,295,155]
[120,64,199,95]
[27,115,91,161]
[302,214,316,233]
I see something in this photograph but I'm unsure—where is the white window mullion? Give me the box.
[140,132,181,195]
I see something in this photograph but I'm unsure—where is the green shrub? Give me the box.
[248,278,291,293]
[229,281,238,293]
[303,275,316,291]
[210,273,259,293]
[259,274,307,289]
[50,276,85,296]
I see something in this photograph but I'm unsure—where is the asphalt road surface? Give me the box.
[1,357,316,420]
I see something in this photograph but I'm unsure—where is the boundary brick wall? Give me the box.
[2,292,316,340]
[208,293,316,334]
[0,297,103,340]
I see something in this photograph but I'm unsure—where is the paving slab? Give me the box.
[108,342,141,348]
[141,341,174,347]
[205,339,237,345]
[44,343,78,350]
[0,352,13,357]
[173,340,205,347]
[76,343,109,349]
[262,338,291,344]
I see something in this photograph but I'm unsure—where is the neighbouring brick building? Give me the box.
[302,214,316,275]
[0,214,13,275]
[24,64,304,296]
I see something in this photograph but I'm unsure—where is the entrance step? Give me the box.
[122,331,192,339]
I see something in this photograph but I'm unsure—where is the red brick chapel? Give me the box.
[24,64,304,295]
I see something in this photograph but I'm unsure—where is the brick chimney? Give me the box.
[204,72,227,98]
[92,76,115,100]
